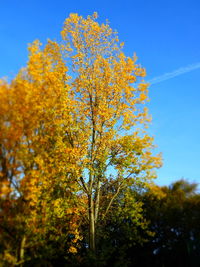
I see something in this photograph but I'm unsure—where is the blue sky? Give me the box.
[0,0,200,186]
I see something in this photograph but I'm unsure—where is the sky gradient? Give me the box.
[0,0,200,186]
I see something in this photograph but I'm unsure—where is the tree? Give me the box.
[0,43,82,264]
[0,12,161,262]
[136,180,200,267]
[58,12,161,253]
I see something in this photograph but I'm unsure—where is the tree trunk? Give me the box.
[94,180,100,223]
[19,235,26,267]
[88,195,95,252]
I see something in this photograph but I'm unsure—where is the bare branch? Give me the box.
[102,183,123,220]
[79,176,89,194]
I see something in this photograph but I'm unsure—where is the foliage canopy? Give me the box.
[0,13,162,265]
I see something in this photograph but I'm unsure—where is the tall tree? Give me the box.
[0,12,161,261]
[59,12,161,252]
[0,41,82,264]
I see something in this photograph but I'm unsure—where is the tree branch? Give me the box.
[79,176,89,194]
[102,183,122,220]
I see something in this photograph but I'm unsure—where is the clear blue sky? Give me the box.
[1,0,200,186]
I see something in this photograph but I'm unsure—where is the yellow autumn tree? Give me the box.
[58,12,162,252]
[0,12,162,260]
[0,40,82,263]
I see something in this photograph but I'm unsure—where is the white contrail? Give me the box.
[148,62,200,85]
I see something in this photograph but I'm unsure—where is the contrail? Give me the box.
[148,62,200,85]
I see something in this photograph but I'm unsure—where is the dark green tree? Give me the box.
[135,179,200,267]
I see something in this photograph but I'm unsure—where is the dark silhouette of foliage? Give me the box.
[133,179,200,267]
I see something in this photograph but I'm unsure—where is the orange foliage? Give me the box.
[0,12,162,261]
